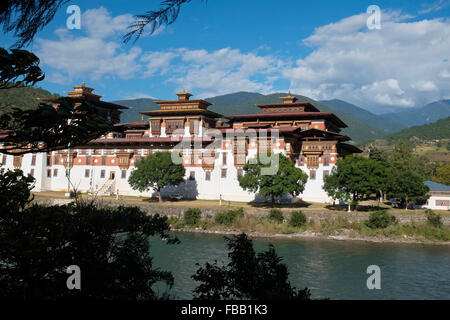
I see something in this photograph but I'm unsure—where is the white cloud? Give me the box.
[38,35,141,80]
[37,6,450,109]
[283,11,450,109]
[37,7,142,82]
[140,47,284,97]
[141,51,178,77]
[410,80,438,92]
[82,7,134,39]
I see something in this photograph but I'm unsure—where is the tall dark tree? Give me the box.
[0,0,198,47]
[192,233,311,300]
[0,169,179,299]
[0,98,113,155]
[124,0,197,43]
[0,48,44,89]
[0,0,69,48]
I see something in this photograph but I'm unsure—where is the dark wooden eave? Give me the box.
[41,97,129,110]
[298,128,351,141]
[338,143,363,154]
[225,112,348,128]
[140,109,223,118]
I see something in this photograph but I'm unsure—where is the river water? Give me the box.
[150,232,450,300]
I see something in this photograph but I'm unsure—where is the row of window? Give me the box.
[45,155,109,166]
[299,155,331,167]
[436,200,450,207]
[85,169,127,179]
[309,170,329,181]
[189,168,244,181]
[28,168,129,179]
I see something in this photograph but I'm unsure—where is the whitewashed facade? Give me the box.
[0,84,361,203]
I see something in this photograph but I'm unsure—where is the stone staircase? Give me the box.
[97,179,116,196]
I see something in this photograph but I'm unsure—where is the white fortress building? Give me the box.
[0,83,361,203]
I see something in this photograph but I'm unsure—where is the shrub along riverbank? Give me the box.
[168,208,450,243]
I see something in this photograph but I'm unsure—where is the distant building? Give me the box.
[0,84,363,203]
[423,181,450,210]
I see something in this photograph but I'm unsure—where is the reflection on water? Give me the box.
[150,232,450,300]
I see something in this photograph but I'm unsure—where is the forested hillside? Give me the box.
[0,86,58,114]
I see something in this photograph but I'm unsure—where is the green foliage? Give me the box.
[359,222,450,242]
[0,48,44,89]
[384,117,450,143]
[238,153,308,204]
[184,208,201,226]
[0,170,178,299]
[268,209,284,223]
[323,154,388,207]
[432,163,450,186]
[368,146,389,167]
[388,139,438,180]
[364,211,397,229]
[192,233,311,300]
[214,207,244,226]
[0,98,113,155]
[0,168,34,211]
[289,211,307,228]
[426,209,443,229]
[128,152,185,201]
[388,169,429,208]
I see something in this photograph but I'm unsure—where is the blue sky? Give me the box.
[2,0,450,113]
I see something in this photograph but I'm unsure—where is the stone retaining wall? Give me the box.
[36,199,450,226]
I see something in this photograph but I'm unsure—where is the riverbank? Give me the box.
[33,193,450,245]
[167,208,450,245]
[171,226,450,246]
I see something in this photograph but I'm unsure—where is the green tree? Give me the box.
[368,146,388,167]
[368,146,390,202]
[0,48,44,89]
[128,151,185,202]
[323,155,388,211]
[0,98,113,155]
[191,233,310,300]
[0,48,113,155]
[388,139,438,180]
[0,169,178,299]
[238,153,308,205]
[432,163,450,186]
[387,170,429,210]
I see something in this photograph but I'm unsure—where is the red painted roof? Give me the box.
[225,112,347,128]
[114,122,148,128]
[257,102,311,107]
